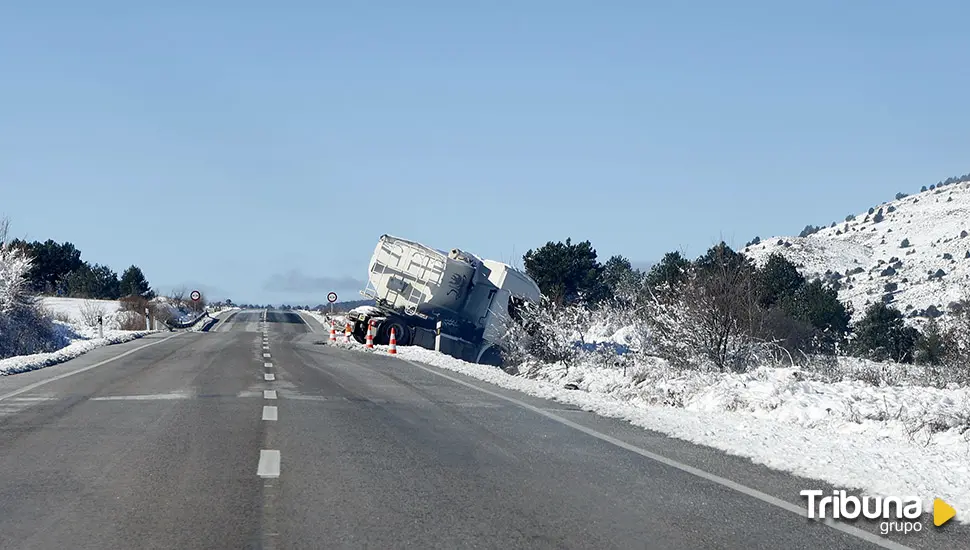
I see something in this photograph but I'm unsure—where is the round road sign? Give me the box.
[327,292,338,303]
[190,290,201,301]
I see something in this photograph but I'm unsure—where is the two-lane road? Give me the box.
[0,310,964,549]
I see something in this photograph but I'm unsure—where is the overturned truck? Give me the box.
[345,235,541,366]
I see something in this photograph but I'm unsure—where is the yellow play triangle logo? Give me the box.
[934,498,956,527]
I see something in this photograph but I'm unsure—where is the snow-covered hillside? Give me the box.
[743,181,970,321]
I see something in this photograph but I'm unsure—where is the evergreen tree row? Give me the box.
[522,238,965,367]
[6,239,154,300]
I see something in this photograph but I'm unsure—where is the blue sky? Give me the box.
[2,1,968,305]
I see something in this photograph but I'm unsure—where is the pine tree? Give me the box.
[602,255,642,302]
[91,264,121,299]
[914,318,947,365]
[64,263,97,297]
[523,239,608,306]
[851,303,919,363]
[782,279,851,337]
[119,265,153,299]
[755,253,804,308]
[644,251,691,290]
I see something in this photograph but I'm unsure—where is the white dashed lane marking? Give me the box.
[257,450,280,478]
[264,390,277,399]
[262,406,278,421]
[264,373,275,381]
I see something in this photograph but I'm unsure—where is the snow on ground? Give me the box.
[743,181,970,322]
[0,297,163,376]
[336,338,970,522]
[0,322,151,375]
[301,310,348,330]
[41,297,124,328]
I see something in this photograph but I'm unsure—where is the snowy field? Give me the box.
[41,297,125,328]
[329,335,970,523]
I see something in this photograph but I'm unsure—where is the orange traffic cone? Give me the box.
[388,327,397,354]
[329,320,337,343]
[344,322,352,343]
[365,321,374,349]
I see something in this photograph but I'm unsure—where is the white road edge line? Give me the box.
[257,450,280,478]
[295,312,315,332]
[0,334,183,402]
[400,358,913,550]
[262,405,278,421]
[264,390,277,399]
[264,373,275,381]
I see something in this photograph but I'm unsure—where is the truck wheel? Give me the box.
[379,320,411,346]
[352,323,367,344]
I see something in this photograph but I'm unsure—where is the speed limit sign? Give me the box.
[190,290,201,301]
[327,292,338,303]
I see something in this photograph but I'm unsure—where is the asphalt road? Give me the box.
[0,309,965,549]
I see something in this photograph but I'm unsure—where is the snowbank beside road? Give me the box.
[0,323,151,375]
[0,298,162,376]
[340,340,970,522]
[301,310,347,330]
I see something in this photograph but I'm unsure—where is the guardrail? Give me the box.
[166,310,212,330]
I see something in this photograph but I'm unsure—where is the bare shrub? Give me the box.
[116,310,147,331]
[152,302,175,326]
[119,295,149,313]
[646,262,775,373]
[120,295,175,329]
[903,403,970,447]
[169,287,187,309]
[50,309,74,324]
[79,300,106,327]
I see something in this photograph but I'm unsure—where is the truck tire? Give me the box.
[352,323,367,344]
[379,320,411,347]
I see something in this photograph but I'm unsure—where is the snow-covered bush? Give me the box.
[500,298,583,369]
[0,230,65,359]
[644,273,786,373]
[496,295,645,377]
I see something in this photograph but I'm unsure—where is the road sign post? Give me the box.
[327,292,338,317]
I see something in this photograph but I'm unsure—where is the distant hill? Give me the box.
[742,180,970,322]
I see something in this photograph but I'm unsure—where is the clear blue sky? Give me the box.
[2,1,968,305]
